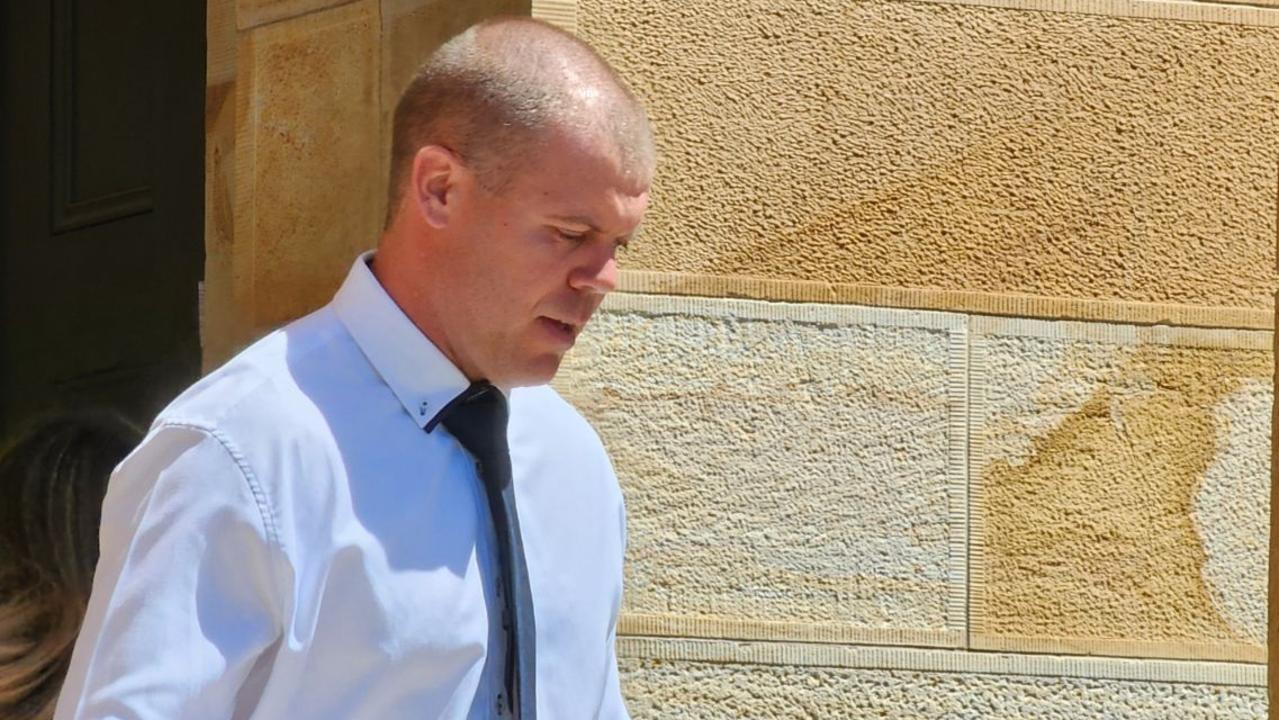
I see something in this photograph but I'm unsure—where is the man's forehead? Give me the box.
[520,156,649,203]
[525,121,652,181]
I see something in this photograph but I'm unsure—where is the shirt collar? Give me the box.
[332,251,471,431]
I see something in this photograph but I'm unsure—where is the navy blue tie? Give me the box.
[435,382,536,719]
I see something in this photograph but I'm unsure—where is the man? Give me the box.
[55,16,653,719]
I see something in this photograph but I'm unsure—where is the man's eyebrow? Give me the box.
[547,214,599,229]
[547,215,645,242]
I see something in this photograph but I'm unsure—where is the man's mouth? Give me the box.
[539,316,581,345]
[545,313,587,332]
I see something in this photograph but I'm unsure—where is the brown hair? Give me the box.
[385,16,655,227]
[0,413,141,719]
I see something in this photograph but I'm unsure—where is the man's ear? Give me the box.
[410,145,460,229]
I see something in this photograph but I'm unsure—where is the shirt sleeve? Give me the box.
[596,621,630,720]
[596,486,631,720]
[54,425,287,720]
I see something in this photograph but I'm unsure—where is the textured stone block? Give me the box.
[204,0,249,370]
[209,0,237,86]
[530,0,576,31]
[970,318,1273,661]
[237,0,382,332]
[578,0,1279,313]
[617,657,1265,719]
[555,295,968,645]
[237,0,357,30]
[1270,324,1279,695]
[203,77,245,369]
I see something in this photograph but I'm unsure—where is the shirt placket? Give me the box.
[470,457,513,720]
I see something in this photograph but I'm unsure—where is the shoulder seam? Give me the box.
[155,421,284,554]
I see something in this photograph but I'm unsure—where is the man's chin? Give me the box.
[493,353,565,389]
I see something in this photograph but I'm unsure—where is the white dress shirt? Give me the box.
[55,252,630,719]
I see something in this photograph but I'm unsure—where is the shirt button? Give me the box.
[496,692,506,714]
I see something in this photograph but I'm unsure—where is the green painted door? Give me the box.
[1,0,205,438]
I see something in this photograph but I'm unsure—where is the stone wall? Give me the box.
[202,0,1277,713]
[543,0,1277,715]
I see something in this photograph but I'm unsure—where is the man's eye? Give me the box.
[557,229,586,242]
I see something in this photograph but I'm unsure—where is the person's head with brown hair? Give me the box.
[375,16,656,390]
[384,16,655,219]
[0,412,142,720]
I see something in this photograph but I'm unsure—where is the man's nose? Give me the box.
[568,247,619,295]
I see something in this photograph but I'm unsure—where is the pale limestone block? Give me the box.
[617,657,1266,719]
[237,0,382,332]
[555,295,967,643]
[208,0,237,85]
[617,636,1265,686]
[204,0,252,369]
[530,0,576,31]
[971,318,1272,662]
[1195,378,1272,646]
[237,0,357,30]
[978,335,1127,468]
[577,0,1279,312]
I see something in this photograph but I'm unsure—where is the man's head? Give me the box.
[375,17,654,390]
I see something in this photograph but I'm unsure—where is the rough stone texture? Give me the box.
[204,0,249,370]
[974,328,1272,660]
[238,0,383,332]
[617,657,1267,719]
[578,0,1279,311]
[554,296,961,635]
[236,0,356,29]
[530,0,576,31]
[1195,379,1272,647]
[380,0,529,221]
[1271,323,1279,698]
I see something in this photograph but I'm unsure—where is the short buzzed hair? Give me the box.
[386,17,655,227]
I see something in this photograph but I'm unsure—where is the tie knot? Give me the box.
[437,382,510,472]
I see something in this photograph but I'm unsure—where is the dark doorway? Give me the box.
[1,0,206,440]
